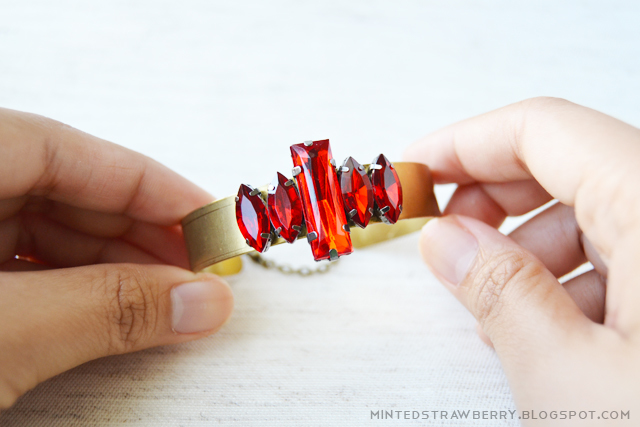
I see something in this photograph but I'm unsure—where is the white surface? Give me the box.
[0,1,638,425]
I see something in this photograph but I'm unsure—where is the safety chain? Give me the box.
[247,252,337,276]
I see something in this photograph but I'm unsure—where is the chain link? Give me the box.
[247,253,335,276]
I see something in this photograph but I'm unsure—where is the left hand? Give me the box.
[0,108,234,408]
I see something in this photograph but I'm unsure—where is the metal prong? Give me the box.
[292,225,302,231]
[304,140,313,146]
[285,179,295,187]
[329,249,339,261]
[249,188,261,197]
[342,224,350,233]
[369,164,382,170]
[261,232,271,239]
[274,227,282,237]
[398,204,403,213]
[380,206,391,214]
[292,166,302,176]
[338,166,349,173]
[330,158,336,167]
[358,165,365,171]
[348,208,357,218]
[307,231,318,242]
[235,196,239,202]
[368,207,374,214]
[245,238,251,246]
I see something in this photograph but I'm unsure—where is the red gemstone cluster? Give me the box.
[235,139,403,262]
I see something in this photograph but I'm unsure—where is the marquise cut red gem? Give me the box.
[267,172,303,243]
[339,156,373,228]
[371,154,403,224]
[291,139,353,261]
[235,184,271,253]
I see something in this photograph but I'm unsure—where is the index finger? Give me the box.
[403,97,640,256]
[0,108,213,225]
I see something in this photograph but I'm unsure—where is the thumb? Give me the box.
[0,264,233,408]
[419,216,593,383]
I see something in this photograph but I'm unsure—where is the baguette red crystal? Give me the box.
[371,154,403,224]
[290,139,353,261]
[267,172,303,243]
[235,184,271,253]
[339,156,373,228]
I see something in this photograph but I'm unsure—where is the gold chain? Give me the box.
[247,252,337,276]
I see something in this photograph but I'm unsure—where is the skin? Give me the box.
[1,99,637,423]
[0,108,234,409]
[405,97,640,425]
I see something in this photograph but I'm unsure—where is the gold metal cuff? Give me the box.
[182,161,440,274]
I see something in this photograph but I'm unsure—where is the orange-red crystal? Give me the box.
[290,139,353,261]
[340,156,373,228]
[371,154,403,224]
[235,184,271,253]
[267,172,303,243]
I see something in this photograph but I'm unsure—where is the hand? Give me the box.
[405,97,639,425]
[0,108,233,408]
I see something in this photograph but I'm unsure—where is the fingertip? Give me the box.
[419,216,479,286]
[402,137,425,162]
[170,276,234,335]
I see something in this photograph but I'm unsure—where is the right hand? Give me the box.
[405,97,640,425]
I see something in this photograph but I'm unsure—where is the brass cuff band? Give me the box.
[182,162,440,273]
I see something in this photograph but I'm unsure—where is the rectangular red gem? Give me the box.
[290,139,353,261]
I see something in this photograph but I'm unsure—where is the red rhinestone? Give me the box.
[291,139,353,261]
[235,184,271,253]
[267,172,303,243]
[340,156,373,228]
[370,154,403,224]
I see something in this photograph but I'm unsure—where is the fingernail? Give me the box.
[420,217,479,285]
[171,280,233,334]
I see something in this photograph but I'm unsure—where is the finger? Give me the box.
[0,108,213,226]
[508,203,587,278]
[444,180,552,228]
[420,215,591,344]
[0,258,49,272]
[0,216,20,264]
[0,197,27,221]
[475,323,493,348]
[15,214,164,267]
[563,269,606,324]
[0,264,233,408]
[17,199,189,267]
[419,214,596,409]
[404,97,640,257]
[476,268,607,348]
[405,97,640,334]
[36,199,134,238]
[121,222,191,269]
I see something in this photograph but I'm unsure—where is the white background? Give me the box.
[1,1,638,426]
